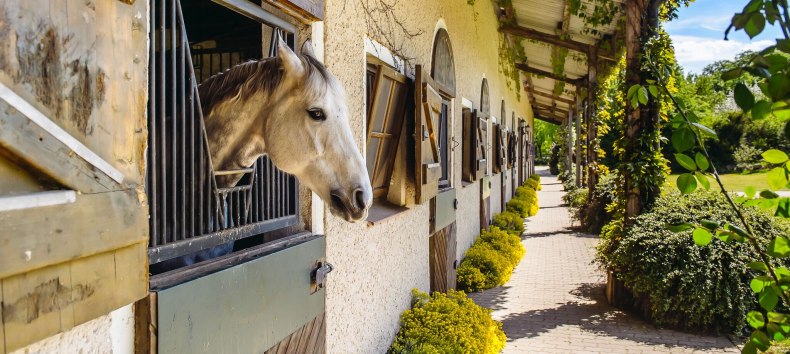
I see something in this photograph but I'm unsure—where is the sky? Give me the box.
[665,0,784,74]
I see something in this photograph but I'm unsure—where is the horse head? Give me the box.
[262,40,372,222]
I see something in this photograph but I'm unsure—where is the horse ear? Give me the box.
[277,36,304,77]
[301,40,316,59]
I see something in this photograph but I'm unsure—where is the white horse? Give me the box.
[199,39,372,222]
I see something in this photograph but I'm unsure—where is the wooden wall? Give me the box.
[0,0,149,351]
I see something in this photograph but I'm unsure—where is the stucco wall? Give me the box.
[322,0,533,352]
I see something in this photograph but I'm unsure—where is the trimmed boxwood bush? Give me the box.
[492,211,524,236]
[506,198,532,218]
[388,289,506,354]
[598,191,790,334]
[458,227,525,292]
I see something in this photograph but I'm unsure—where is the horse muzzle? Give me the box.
[329,186,371,222]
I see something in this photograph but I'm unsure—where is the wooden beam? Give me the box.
[533,114,562,125]
[516,63,586,85]
[501,25,591,54]
[529,89,575,105]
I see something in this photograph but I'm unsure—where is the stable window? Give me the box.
[431,28,455,190]
[365,56,409,199]
[462,109,486,182]
[493,123,506,174]
[146,0,304,283]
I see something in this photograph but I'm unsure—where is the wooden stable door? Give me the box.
[430,223,457,293]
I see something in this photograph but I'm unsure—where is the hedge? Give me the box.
[388,289,506,354]
[597,191,790,334]
[457,227,525,292]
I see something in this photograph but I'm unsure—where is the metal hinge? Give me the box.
[310,260,334,294]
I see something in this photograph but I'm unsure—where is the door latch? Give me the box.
[310,261,334,294]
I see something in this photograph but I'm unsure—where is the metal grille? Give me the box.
[147,0,299,265]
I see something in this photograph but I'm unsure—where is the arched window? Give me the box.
[430,28,455,189]
[431,28,455,96]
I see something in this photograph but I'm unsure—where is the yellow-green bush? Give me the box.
[388,289,506,354]
[479,226,525,266]
[506,198,531,218]
[457,227,525,292]
[457,242,511,290]
[524,177,540,191]
[492,211,524,236]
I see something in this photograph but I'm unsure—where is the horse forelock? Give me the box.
[198,54,336,115]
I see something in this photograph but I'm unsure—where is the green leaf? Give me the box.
[752,276,774,293]
[695,172,710,190]
[777,198,790,218]
[692,227,713,246]
[751,328,772,351]
[692,122,717,137]
[742,341,757,354]
[637,86,649,105]
[627,84,640,99]
[667,223,694,233]
[763,149,789,164]
[748,311,766,329]
[675,153,697,171]
[745,12,766,39]
[727,223,752,239]
[769,236,790,257]
[761,190,780,199]
[768,311,788,324]
[760,288,780,311]
[648,85,659,97]
[721,68,743,81]
[753,100,773,120]
[672,128,696,153]
[695,153,709,171]
[767,323,787,341]
[767,167,788,190]
[677,173,698,194]
[745,186,758,198]
[700,219,720,230]
[767,74,790,101]
[735,83,756,111]
[748,261,769,271]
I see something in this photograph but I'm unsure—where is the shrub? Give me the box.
[734,144,764,172]
[598,190,790,334]
[506,198,532,218]
[457,242,512,291]
[388,289,506,354]
[478,226,525,265]
[492,211,524,236]
[457,227,525,292]
[524,177,540,191]
[562,187,588,223]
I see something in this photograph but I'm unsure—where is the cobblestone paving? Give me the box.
[471,167,740,354]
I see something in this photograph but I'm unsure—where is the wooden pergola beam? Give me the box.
[515,63,586,85]
[501,25,590,55]
[528,88,575,105]
[534,113,563,125]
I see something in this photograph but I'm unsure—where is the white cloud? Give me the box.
[671,35,774,73]
[664,15,732,32]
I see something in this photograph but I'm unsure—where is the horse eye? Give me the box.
[307,108,326,121]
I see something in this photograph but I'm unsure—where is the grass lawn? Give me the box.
[667,171,788,192]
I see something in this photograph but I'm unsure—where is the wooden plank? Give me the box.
[501,25,591,54]
[0,99,119,193]
[2,243,148,353]
[529,87,576,105]
[263,313,324,354]
[0,189,148,279]
[262,0,324,22]
[515,63,586,86]
[156,237,325,353]
[134,293,158,354]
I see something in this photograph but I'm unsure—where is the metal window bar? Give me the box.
[147,0,299,265]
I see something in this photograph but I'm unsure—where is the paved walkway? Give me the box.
[471,166,739,354]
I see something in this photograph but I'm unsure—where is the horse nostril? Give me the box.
[330,191,346,212]
[354,189,366,211]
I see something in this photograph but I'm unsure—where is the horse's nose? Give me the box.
[329,186,370,222]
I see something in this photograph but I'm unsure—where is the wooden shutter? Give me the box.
[366,62,408,198]
[507,131,516,169]
[462,109,487,182]
[414,65,442,204]
[492,124,505,174]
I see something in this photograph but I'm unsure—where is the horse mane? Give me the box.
[197,54,332,115]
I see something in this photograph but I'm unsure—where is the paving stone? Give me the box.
[470,167,740,354]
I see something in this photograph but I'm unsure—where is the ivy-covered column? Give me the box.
[623,0,662,223]
[586,47,599,194]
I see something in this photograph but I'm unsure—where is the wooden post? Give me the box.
[623,0,661,224]
[575,92,582,188]
[586,47,599,193]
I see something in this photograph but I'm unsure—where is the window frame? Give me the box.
[364,55,409,199]
[430,28,456,190]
